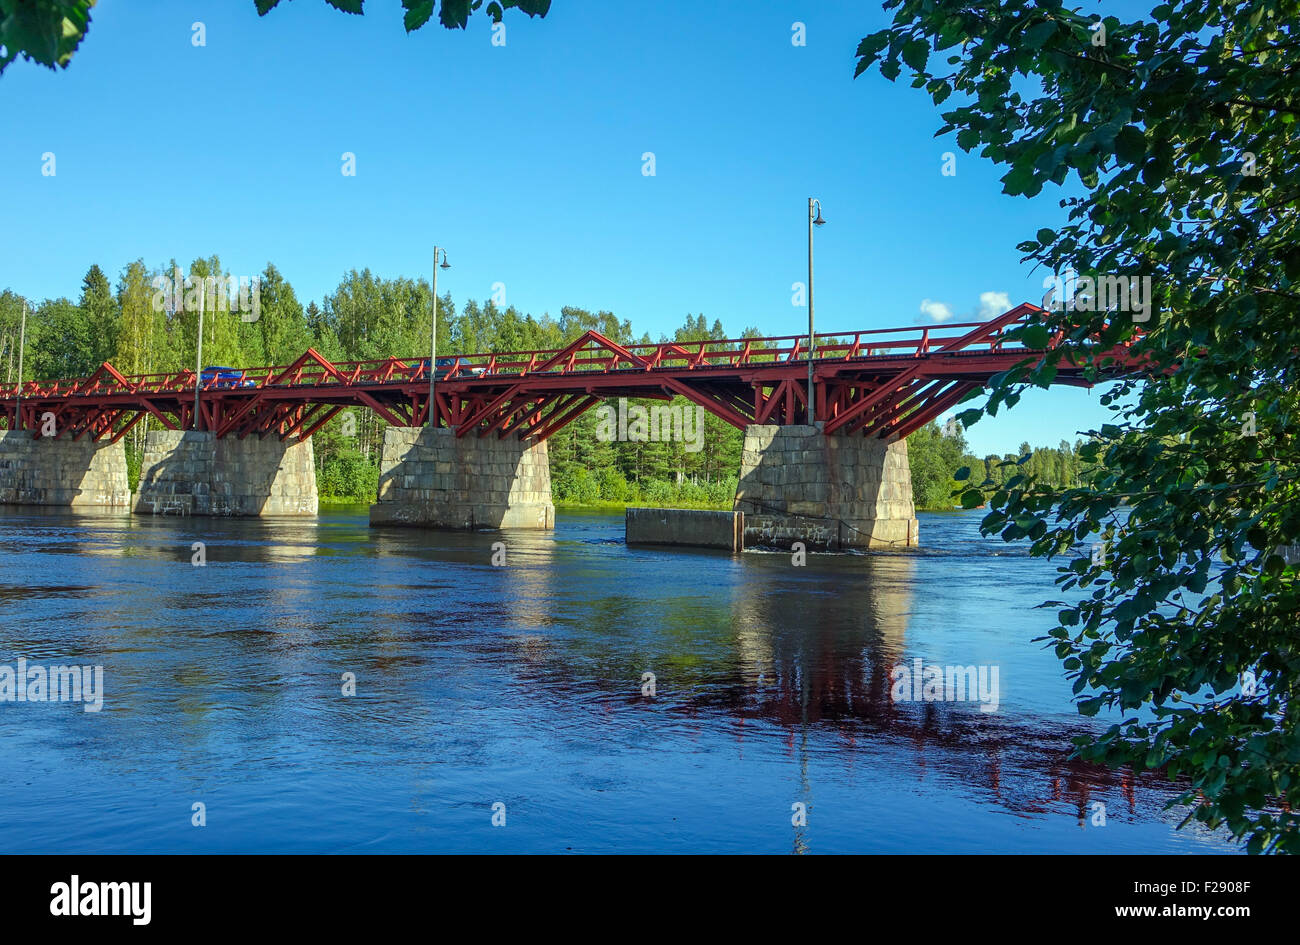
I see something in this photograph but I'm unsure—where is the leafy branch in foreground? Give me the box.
[859,0,1300,852]
[254,0,551,32]
[0,0,551,76]
[0,0,94,74]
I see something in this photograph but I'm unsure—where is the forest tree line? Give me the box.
[1,259,1089,508]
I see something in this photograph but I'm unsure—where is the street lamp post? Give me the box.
[429,248,450,427]
[15,300,26,431]
[193,278,205,431]
[807,198,825,425]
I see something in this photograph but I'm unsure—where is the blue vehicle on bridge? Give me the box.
[201,366,257,389]
[419,357,487,379]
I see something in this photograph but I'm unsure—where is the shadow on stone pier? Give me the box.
[369,426,554,530]
[134,430,317,517]
[0,430,131,511]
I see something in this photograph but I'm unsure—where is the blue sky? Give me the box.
[0,0,1119,456]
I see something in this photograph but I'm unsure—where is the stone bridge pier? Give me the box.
[734,424,918,551]
[0,430,132,511]
[134,430,317,516]
[370,426,554,530]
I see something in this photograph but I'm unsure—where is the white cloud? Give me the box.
[918,290,1014,325]
[919,298,955,323]
[977,291,1012,319]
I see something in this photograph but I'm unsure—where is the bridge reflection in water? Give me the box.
[399,523,1169,841]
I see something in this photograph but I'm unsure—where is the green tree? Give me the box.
[907,420,971,509]
[107,259,157,462]
[558,305,633,345]
[29,297,90,379]
[112,259,153,378]
[251,263,308,365]
[0,289,31,386]
[78,264,117,365]
[862,0,1300,851]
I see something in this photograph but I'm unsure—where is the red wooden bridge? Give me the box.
[0,303,1131,444]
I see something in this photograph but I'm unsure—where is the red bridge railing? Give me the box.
[0,311,1038,401]
[0,303,1139,441]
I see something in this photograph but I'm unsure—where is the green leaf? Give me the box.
[1021,324,1050,349]
[1023,21,1057,49]
[403,0,435,30]
[901,38,929,71]
[1115,125,1147,164]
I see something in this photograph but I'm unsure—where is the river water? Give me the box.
[0,507,1239,853]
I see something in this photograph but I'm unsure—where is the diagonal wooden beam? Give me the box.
[823,363,926,435]
[891,381,979,440]
[215,390,267,437]
[354,391,408,428]
[279,402,327,441]
[526,394,600,441]
[526,330,652,376]
[496,391,567,438]
[755,380,787,424]
[859,379,948,439]
[658,376,752,430]
[934,302,1040,353]
[109,410,146,444]
[270,347,352,386]
[298,405,344,441]
[138,397,180,431]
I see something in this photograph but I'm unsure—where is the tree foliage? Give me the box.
[254,0,551,31]
[0,0,94,75]
[906,421,973,509]
[0,0,550,76]
[860,0,1300,851]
